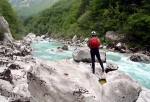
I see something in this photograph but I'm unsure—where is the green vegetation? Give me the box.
[24,0,150,49]
[24,0,84,37]
[0,0,24,39]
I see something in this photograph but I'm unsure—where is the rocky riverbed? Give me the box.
[0,16,150,102]
[0,33,150,102]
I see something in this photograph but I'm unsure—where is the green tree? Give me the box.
[24,0,150,49]
[0,0,24,39]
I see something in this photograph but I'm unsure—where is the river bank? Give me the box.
[0,33,150,101]
[1,15,150,101]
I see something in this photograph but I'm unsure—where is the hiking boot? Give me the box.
[102,68,105,72]
[92,70,95,74]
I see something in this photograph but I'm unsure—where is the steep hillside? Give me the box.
[24,0,150,49]
[0,0,24,39]
[24,0,82,37]
[9,0,60,18]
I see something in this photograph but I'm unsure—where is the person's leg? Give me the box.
[90,49,95,74]
[95,49,104,72]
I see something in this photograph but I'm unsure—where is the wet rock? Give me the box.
[105,62,118,73]
[61,45,69,50]
[130,53,150,62]
[56,47,63,52]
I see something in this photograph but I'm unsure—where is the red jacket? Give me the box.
[88,37,100,49]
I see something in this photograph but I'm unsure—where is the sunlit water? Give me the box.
[31,40,150,89]
[31,40,75,61]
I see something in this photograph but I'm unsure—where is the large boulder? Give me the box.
[27,59,103,102]
[130,53,150,62]
[0,16,10,33]
[105,31,125,41]
[26,33,36,39]
[23,33,36,44]
[103,72,142,102]
[105,61,118,73]
[0,16,14,45]
[0,54,34,101]
[61,45,69,50]
[26,59,150,102]
[72,47,106,62]
[136,87,150,102]
[72,35,77,43]
[115,42,127,52]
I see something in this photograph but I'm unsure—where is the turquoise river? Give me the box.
[31,40,150,89]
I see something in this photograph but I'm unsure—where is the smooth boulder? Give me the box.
[72,47,106,62]
[130,53,150,62]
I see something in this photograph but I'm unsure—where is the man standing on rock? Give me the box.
[87,31,104,74]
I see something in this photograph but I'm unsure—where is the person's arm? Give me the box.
[87,39,90,48]
[97,38,100,48]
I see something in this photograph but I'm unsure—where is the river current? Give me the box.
[31,40,150,89]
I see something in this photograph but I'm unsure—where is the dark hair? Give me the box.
[92,35,96,37]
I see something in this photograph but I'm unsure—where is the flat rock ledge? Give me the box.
[26,59,150,102]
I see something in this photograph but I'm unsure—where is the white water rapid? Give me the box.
[31,40,150,89]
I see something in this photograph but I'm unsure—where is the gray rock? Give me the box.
[0,31,149,102]
[103,72,142,102]
[136,88,150,102]
[27,59,102,102]
[26,59,149,102]
[130,53,150,62]
[61,45,69,50]
[0,16,10,33]
[0,95,8,102]
[72,35,77,43]
[0,79,13,96]
[0,16,14,46]
[72,47,106,62]
[105,62,118,73]
[0,69,13,84]
[105,31,125,41]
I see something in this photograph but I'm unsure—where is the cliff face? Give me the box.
[0,16,11,34]
[0,16,13,44]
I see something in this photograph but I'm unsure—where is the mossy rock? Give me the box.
[99,79,107,85]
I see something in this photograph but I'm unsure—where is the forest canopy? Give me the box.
[23,0,150,48]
